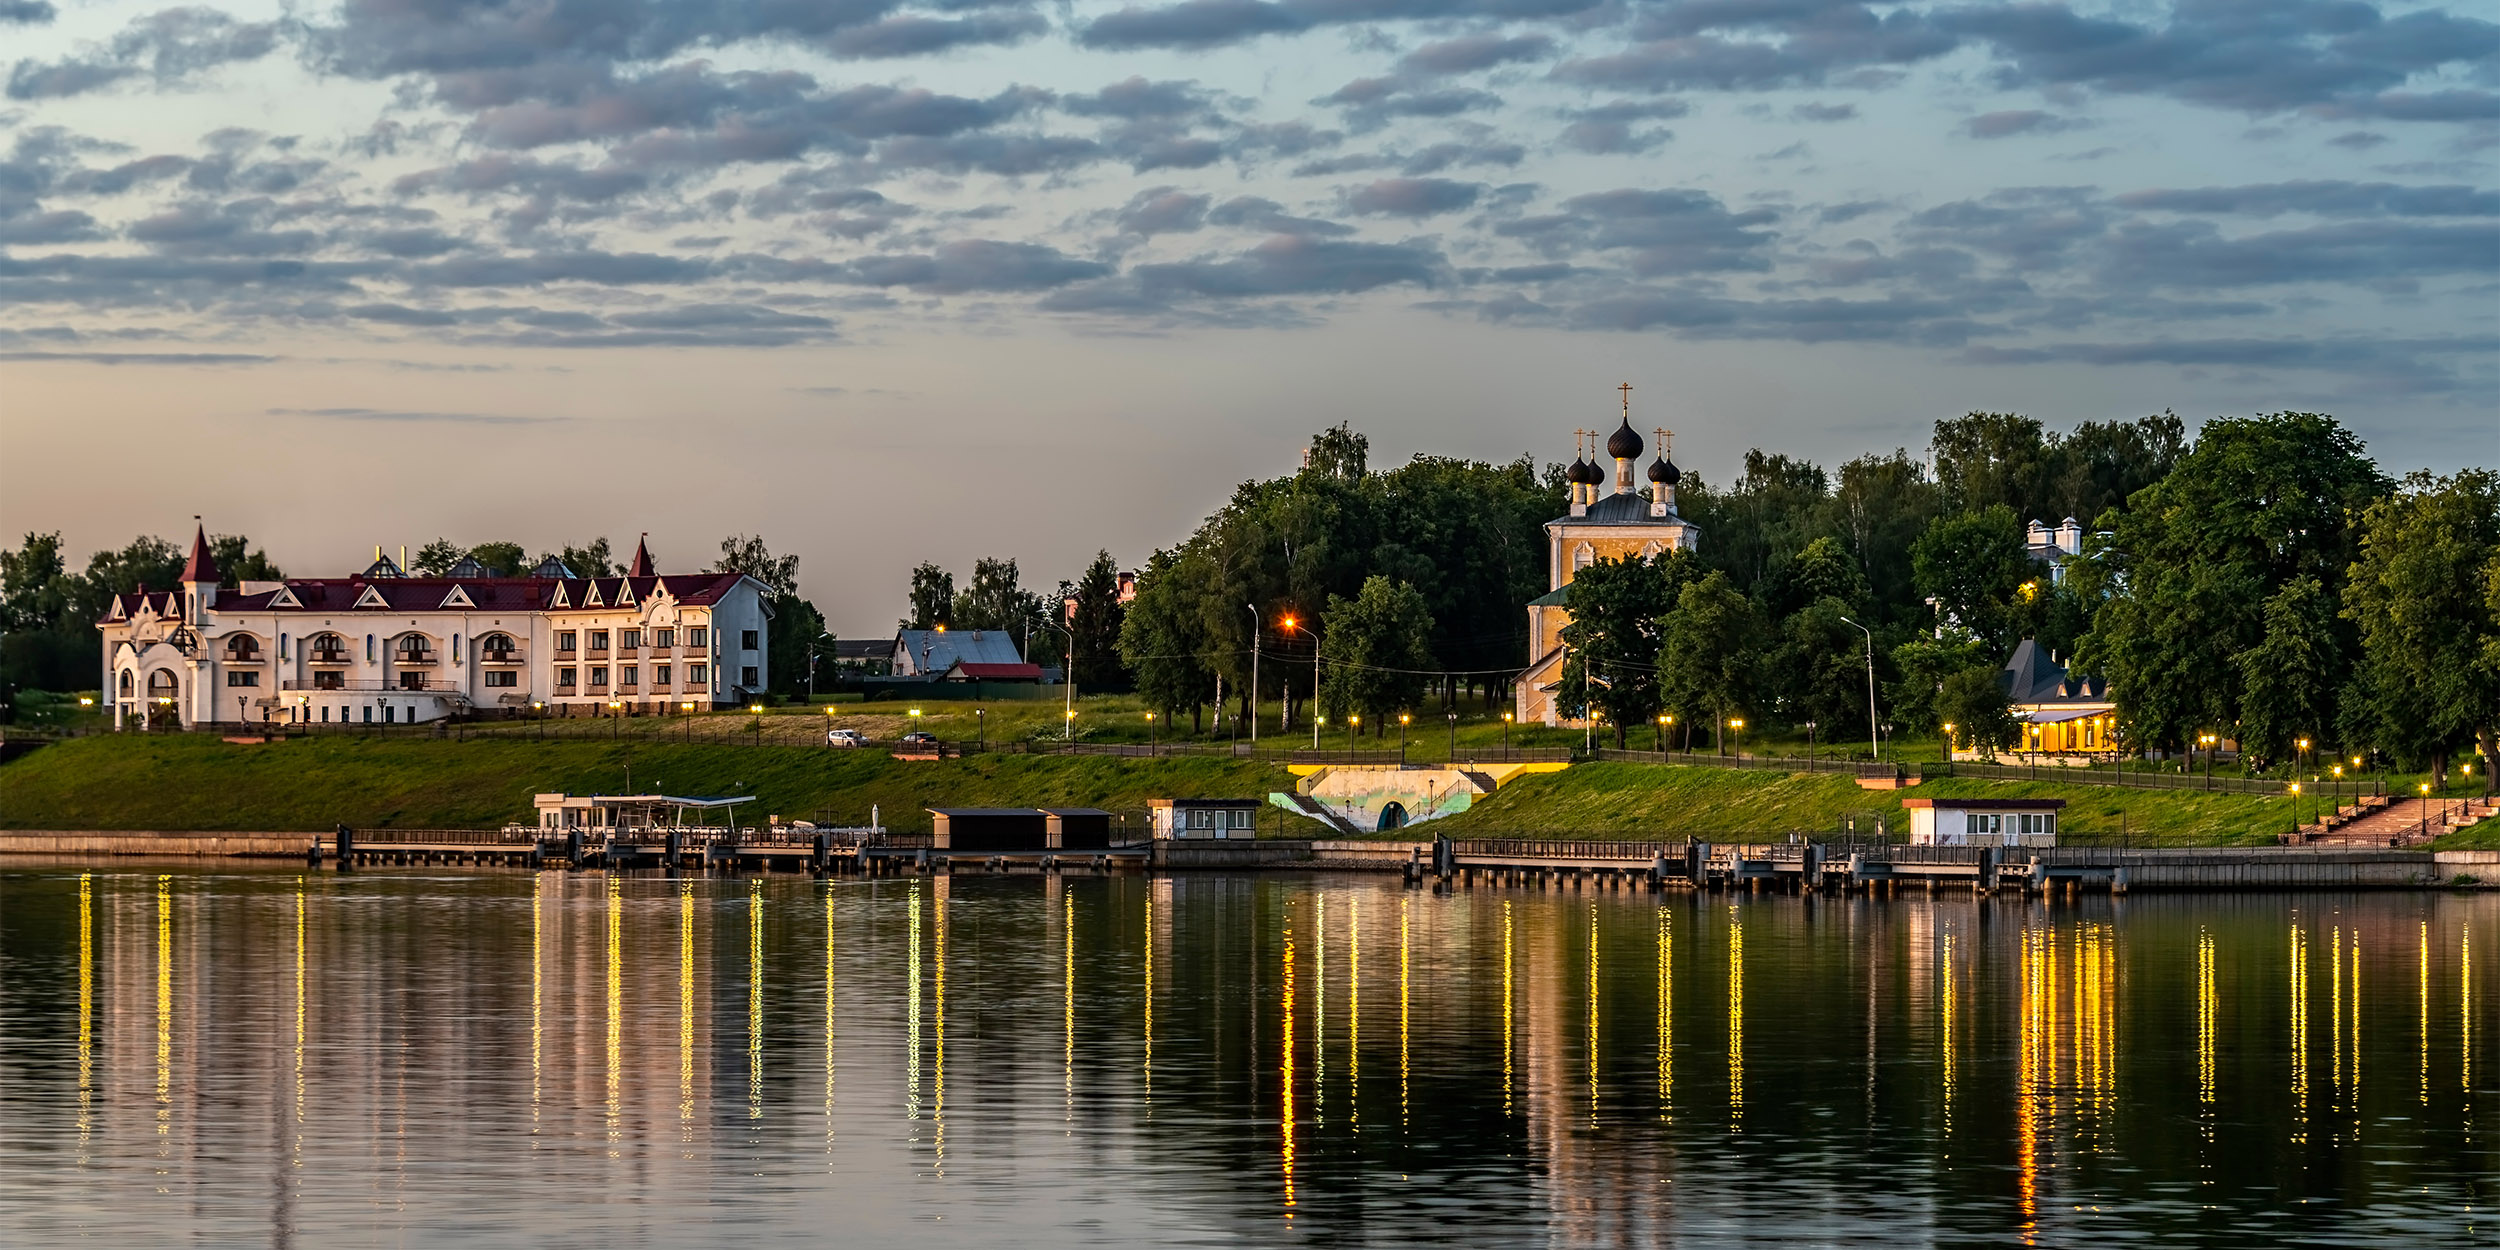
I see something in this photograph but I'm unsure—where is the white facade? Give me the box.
[1904,800,2063,847]
[99,530,774,729]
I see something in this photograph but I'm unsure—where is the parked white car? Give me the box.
[826,728,866,748]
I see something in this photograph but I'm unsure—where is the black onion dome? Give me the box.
[1568,456,1601,484]
[1606,419,1644,460]
[1648,455,1680,485]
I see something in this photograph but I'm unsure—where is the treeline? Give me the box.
[1565,411,2497,773]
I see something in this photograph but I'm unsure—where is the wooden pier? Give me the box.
[311,825,1152,876]
[1435,838,2141,896]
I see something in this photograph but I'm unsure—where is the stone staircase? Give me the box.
[2309,796,2497,846]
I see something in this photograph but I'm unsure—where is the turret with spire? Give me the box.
[628,533,654,578]
[180,518,217,623]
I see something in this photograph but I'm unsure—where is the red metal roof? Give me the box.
[948,661,1044,681]
[103,572,751,622]
[179,523,217,585]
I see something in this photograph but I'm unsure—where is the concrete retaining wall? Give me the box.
[0,831,319,858]
[1154,839,1430,871]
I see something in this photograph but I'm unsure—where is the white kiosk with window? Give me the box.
[1903,797,2063,847]
[1149,798,1262,840]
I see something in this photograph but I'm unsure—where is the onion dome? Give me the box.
[1647,455,1680,485]
[1606,419,1644,461]
[1568,456,1601,485]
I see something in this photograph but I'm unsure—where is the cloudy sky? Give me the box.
[1,0,2493,629]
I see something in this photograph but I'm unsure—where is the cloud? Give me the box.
[7,7,281,100]
[1501,187,1780,274]
[1397,33,1553,76]
[2099,219,2499,288]
[1792,102,1857,122]
[1964,110,2083,139]
[2114,180,2500,218]
[1346,176,1479,216]
[819,239,1112,293]
[825,12,1048,58]
[269,406,560,424]
[1079,0,1306,50]
[1555,4,1958,94]
[1941,2,2500,124]
[1558,98,1687,153]
[0,349,275,364]
[1117,187,1212,235]
[0,0,56,25]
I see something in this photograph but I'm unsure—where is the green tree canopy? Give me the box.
[1558,552,1699,744]
[1937,666,2020,756]
[1066,549,1129,691]
[902,563,953,631]
[1912,504,2030,647]
[1319,575,1434,731]
[2338,469,2500,771]
[1658,570,1760,753]
[2236,576,2341,767]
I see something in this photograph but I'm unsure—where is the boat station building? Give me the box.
[1904,798,2064,847]
[97,527,775,730]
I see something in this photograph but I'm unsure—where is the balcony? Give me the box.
[393,650,438,667]
[479,649,526,666]
[308,651,354,666]
[222,650,266,665]
[283,677,462,692]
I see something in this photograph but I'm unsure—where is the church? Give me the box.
[1515,397,1701,727]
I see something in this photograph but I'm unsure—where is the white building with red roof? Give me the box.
[98,528,774,730]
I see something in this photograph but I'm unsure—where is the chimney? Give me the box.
[2026,520,2049,549]
[2055,516,2082,555]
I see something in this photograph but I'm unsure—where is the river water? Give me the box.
[0,867,2490,1246]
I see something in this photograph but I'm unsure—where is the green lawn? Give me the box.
[0,733,1318,836]
[1432,761,2311,845]
[0,729,2423,847]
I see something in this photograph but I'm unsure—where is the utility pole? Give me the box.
[1840,615,1879,760]
[1244,604,1260,746]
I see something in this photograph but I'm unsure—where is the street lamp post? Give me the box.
[1145,710,1157,752]
[1348,714,1359,754]
[751,703,764,745]
[2289,781,2302,840]
[1658,713,1673,753]
[1837,615,1880,760]
[1501,711,1512,761]
[1282,615,1321,750]
[1399,712,1410,761]
[683,701,695,743]
[2420,781,2433,841]
[610,699,622,739]
[1730,717,1745,757]
[1447,711,1458,762]
[1244,604,1260,747]
[975,706,986,751]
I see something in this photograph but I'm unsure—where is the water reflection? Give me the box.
[0,872,2490,1247]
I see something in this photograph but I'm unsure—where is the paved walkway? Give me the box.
[2314,797,2495,846]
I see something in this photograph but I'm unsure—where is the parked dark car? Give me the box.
[898,731,939,747]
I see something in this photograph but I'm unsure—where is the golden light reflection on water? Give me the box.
[156,874,171,1158]
[2015,925,2043,1245]
[1398,897,1410,1131]
[1940,931,1956,1136]
[1281,915,1296,1222]
[77,873,92,1162]
[2460,923,2471,1094]
[681,883,696,1138]
[2196,926,2215,1180]
[1587,903,1600,1127]
[2332,923,2345,1103]
[1314,896,1326,1125]
[934,879,947,1169]
[531,873,543,1130]
[749,881,765,1123]
[2291,921,2309,1145]
[906,884,922,1124]
[2419,921,2430,1107]
[1726,906,1743,1132]
[1656,907,1670,1124]
[824,881,835,1154]
[606,876,623,1148]
[1501,901,1513,1119]
[840,875,850,1145]
[1142,891,1154,1109]
[1065,889,1076,1131]
[293,878,306,1179]
[2347,927,2361,1105]
[1347,896,1359,1129]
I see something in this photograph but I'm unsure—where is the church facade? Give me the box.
[1515,413,1701,727]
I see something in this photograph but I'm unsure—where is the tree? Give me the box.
[2082,412,2388,752]
[1932,412,2052,518]
[411,539,467,577]
[1888,626,1995,734]
[1319,576,1434,732]
[467,542,527,577]
[1773,597,1876,743]
[902,563,953,631]
[2235,576,2341,768]
[0,532,69,632]
[1760,535,1868,621]
[1912,505,2030,647]
[712,534,800,596]
[1305,422,1368,479]
[1936,666,2020,757]
[769,594,826,699]
[1118,549,1211,730]
[543,538,619,578]
[76,536,184,620]
[207,534,280,586]
[952,557,1042,650]
[1558,552,1695,744]
[2338,470,2500,772]
[1066,550,1129,691]
[1658,571,1760,753]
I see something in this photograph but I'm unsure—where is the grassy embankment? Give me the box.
[4,731,2432,847]
[0,733,1317,835]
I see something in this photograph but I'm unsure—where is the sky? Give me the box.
[0,0,2494,633]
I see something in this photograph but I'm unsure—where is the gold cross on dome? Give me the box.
[1617,382,1633,420]
[1656,427,1673,457]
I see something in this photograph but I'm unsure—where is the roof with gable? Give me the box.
[945,660,1044,682]
[893,628,1025,674]
[100,571,757,623]
[180,524,218,585]
[627,534,654,577]
[1998,638,2110,706]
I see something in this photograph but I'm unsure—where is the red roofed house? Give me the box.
[98,528,774,730]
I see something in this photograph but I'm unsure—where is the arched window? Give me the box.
[308,632,349,662]
[224,635,261,661]
[394,633,434,664]
[118,670,133,696]
[146,670,179,699]
[478,632,519,661]
[1572,543,1595,572]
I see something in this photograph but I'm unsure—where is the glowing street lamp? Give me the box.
[682,700,696,742]
[1348,713,1360,753]
[2289,781,2302,838]
[1656,713,1670,752]
[1282,614,1321,749]
[1399,711,1411,756]
[751,702,764,745]
[1729,717,1746,756]
[1145,710,1157,751]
